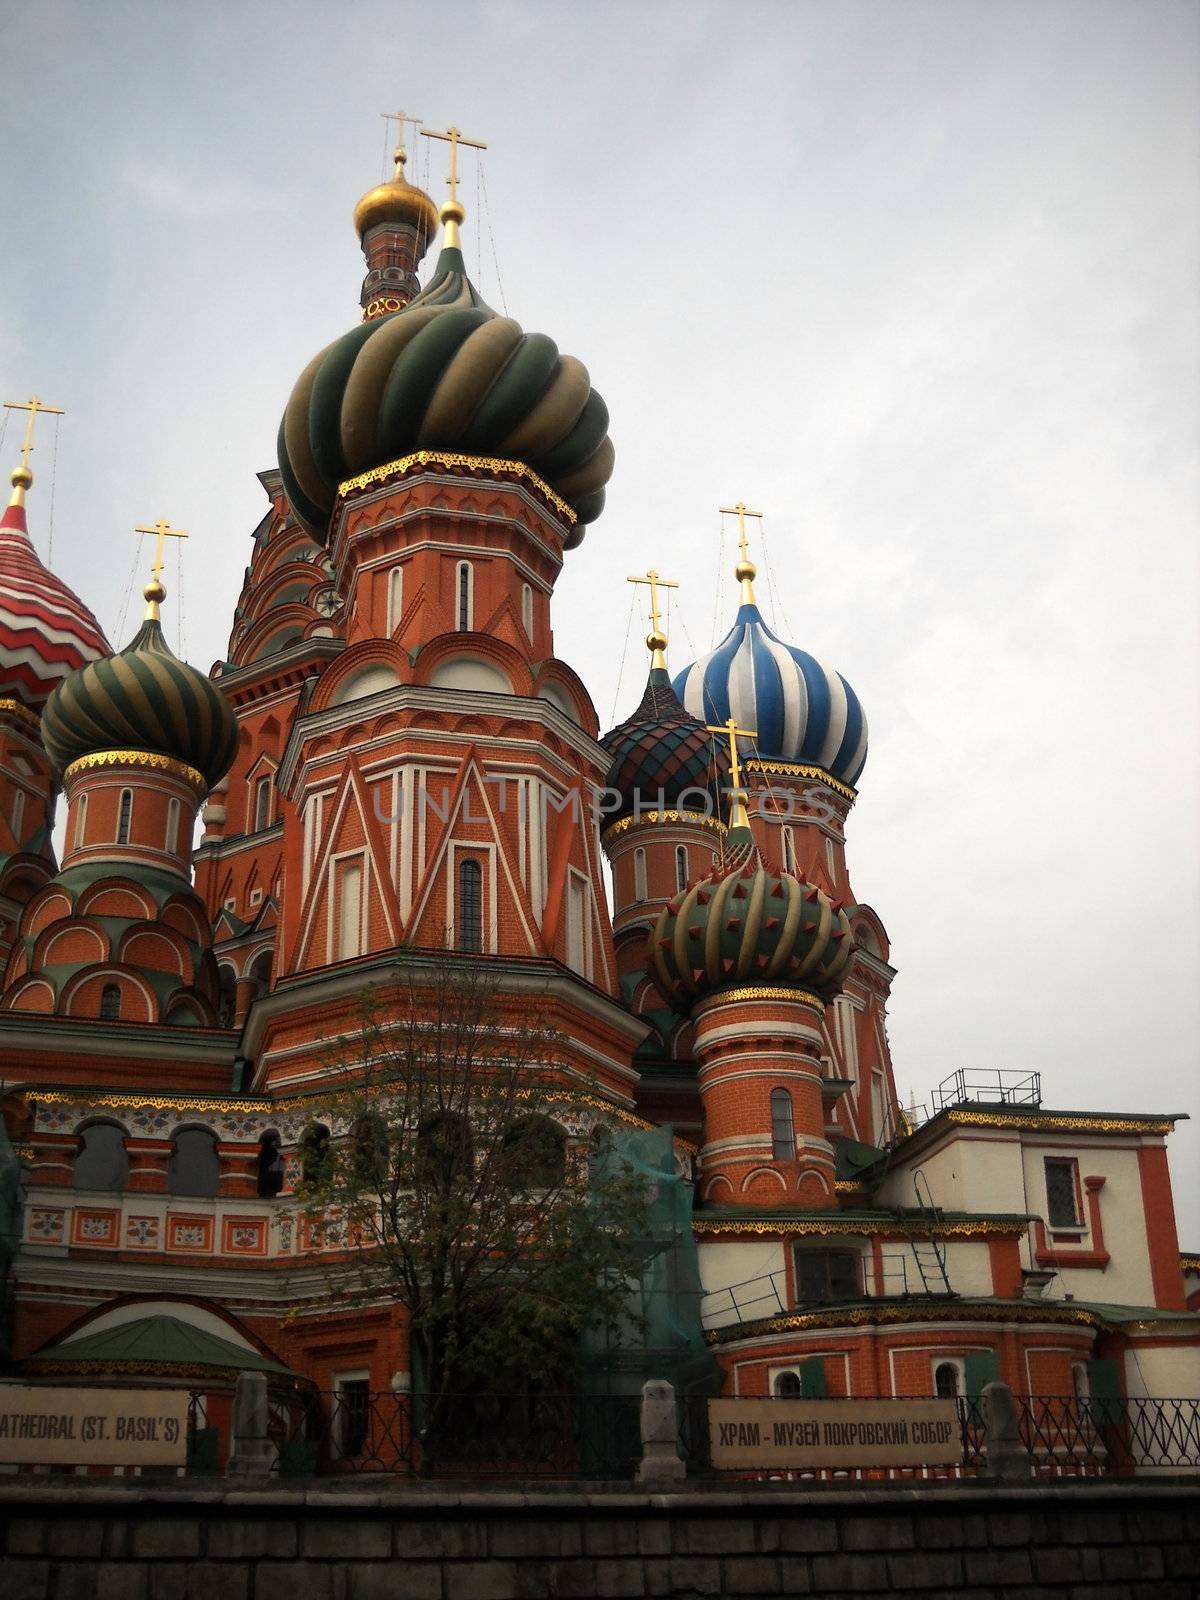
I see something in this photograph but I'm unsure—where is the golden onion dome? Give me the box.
[353,147,439,241]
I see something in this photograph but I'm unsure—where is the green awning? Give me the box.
[25,1315,296,1379]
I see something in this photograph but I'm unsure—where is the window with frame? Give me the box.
[632,847,647,902]
[770,1088,796,1160]
[781,825,796,873]
[1045,1157,1082,1227]
[99,982,121,1021]
[521,583,533,639]
[254,774,272,831]
[794,1247,861,1305]
[74,1122,128,1192]
[165,796,180,853]
[456,562,473,631]
[74,792,88,849]
[333,1374,371,1459]
[457,857,483,952]
[674,845,688,893]
[934,1359,963,1398]
[116,789,133,844]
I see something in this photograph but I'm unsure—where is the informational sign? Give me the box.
[709,1397,960,1470]
[0,1386,189,1467]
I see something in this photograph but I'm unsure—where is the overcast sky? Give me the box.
[2,0,1198,1240]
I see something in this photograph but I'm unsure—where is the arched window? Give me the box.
[257,1130,284,1198]
[338,862,363,960]
[500,1117,567,1189]
[74,1122,128,1192]
[254,775,272,831]
[74,792,88,849]
[457,858,482,952]
[300,1123,331,1185]
[217,965,237,1027]
[456,561,473,631]
[781,825,796,874]
[249,948,274,994]
[116,789,133,845]
[934,1361,962,1399]
[770,1088,795,1160]
[521,583,533,639]
[99,983,121,1021]
[417,1113,471,1188]
[633,848,647,902]
[165,797,180,854]
[167,1127,220,1198]
[11,789,24,841]
[675,845,688,893]
[774,1370,803,1398]
[351,1113,390,1186]
[387,566,404,635]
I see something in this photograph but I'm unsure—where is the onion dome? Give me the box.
[354,145,439,240]
[42,581,237,790]
[672,559,867,788]
[279,193,614,543]
[648,845,854,1013]
[0,464,109,710]
[602,667,729,826]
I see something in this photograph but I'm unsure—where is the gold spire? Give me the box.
[627,568,679,670]
[420,123,487,250]
[355,111,439,242]
[706,714,758,832]
[720,499,763,605]
[2,394,64,509]
[133,518,189,621]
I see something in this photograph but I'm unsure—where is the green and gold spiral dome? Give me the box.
[278,202,615,545]
[42,582,237,790]
[648,841,854,1013]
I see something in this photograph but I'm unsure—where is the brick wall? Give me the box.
[1,1479,1196,1600]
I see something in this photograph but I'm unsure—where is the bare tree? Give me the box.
[293,954,652,1440]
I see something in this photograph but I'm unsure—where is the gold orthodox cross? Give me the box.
[134,518,189,587]
[3,394,65,476]
[706,715,758,831]
[720,499,763,563]
[627,568,679,665]
[381,110,423,145]
[419,123,487,207]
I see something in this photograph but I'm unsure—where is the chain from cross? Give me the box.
[134,519,189,586]
[419,123,487,206]
[3,395,65,472]
[719,500,763,564]
[381,110,423,144]
[627,568,679,642]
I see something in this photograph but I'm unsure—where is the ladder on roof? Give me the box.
[904,1168,955,1297]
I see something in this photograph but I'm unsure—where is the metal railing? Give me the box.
[932,1068,1042,1113]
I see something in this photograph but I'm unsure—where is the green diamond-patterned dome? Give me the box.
[601,668,729,825]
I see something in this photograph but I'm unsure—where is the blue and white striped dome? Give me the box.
[672,601,868,787]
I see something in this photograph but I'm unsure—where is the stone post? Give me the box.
[982,1379,1033,1482]
[635,1379,686,1486]
[226,1370,275,1477]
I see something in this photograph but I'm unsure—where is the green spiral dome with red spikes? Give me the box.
[648,850,854,1013]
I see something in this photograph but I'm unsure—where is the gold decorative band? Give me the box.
[338,451,577,526]
[63,749,206,791]
[945,1109,1178,1136]
[744,759,857,801]
[698,985,825,1009]
[362,297,405,321]
[692,1215,1028,1238]
[0,696,41,732]
[602,809,728,843]
[704,1297,1104,1344]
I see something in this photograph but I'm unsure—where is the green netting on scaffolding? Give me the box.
[0,1116,20,1362]
[580,1123,721,1400]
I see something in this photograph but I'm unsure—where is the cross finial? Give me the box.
[133,518,189,620]
[380,110,422,176]
[3,394,65,506]
[705,715,758,831]
[719,499,763,604]
[627,568,679,668]
[420,123,487,248]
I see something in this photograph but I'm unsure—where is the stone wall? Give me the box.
[0,1479,1197,1600]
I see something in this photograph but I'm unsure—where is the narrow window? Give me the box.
[387,566,403,634]
[300,1123,331,1184]
[566,873,588,975]
[334,1376,371,1459]
[256,1131,284,1198]
[781,825,796,873]
[338,862,363,961]
[165,797,180,853]
[217,965,236,1027]
[770,1087,795,1160]
[10,789,24,841]
[934,1361,962,1398]
[675,845,688,893]
[521,583,533,639]
[456,561,473,631]
[73,1122,128,1191]
[167,1127,220,1198]
[99,982,121,1021]
[632,847,647,902]
[254,774,272,831]
[74,792,88,849]
[1045,1157,1082,1227]
[116,789,133,845]
[457,858,482,952]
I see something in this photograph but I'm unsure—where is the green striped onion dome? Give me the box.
[42,611,237,790]
[648,843,854,1012]
[278,243,614,544]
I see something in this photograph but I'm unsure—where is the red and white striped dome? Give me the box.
[0,473,109,710]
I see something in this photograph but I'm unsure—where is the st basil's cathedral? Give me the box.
[0,132,1196,1446]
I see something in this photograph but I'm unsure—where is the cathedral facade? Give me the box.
[1,140,1196,1457]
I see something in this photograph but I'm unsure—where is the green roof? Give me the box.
[28,1315,294,1376]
